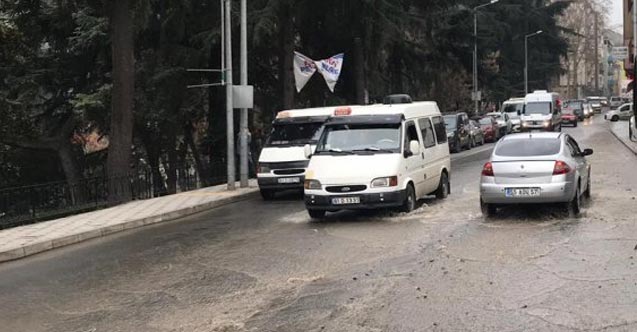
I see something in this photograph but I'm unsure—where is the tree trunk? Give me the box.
[107,0,135,203]
[279,2,295,110]
[184,122,208,186]
[166,126,178,195]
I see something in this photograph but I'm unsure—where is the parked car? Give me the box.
[561,107,578,127]
[487,112,512,136]
[563,100,585,121]
[631,116,636,142]
[480,132,593,217]
[610,96,623,109]
[502,98,524,132]
[468,120,485,147]
[444,113,472,153]
[304,101,451,218]
[478,116,500,143]
[605,103,633,122]
[520,90,562,132]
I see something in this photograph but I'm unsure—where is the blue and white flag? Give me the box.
[293,52,344,93]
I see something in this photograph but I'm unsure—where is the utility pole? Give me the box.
[224,0,235,190]
[525,31,543,95]
[239,0,249,188]
[472,0,499,116]
[594,12,599,93]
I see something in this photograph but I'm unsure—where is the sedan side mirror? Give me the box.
[582,148,593,156]
[304,144,313,159]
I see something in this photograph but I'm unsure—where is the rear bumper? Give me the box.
[480,181,575,204]
[305,189,407,210]
[561,118,577,125]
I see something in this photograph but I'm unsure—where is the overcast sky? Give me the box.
[610,0,623,32]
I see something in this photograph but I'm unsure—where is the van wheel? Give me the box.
[400,184,416,213]
[481,199,496,218]
[435,172,450,199]
[260,189,275,200]
[308,209,326,219]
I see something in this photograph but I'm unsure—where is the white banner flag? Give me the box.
[315,53,344,93]
[293,52,317,93]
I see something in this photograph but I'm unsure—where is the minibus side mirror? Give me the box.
[304,144,313,159]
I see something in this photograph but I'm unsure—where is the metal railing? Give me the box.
[0,164,227,229]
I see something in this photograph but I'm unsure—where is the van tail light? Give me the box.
[553,160,571,175]
[482,162,494,177]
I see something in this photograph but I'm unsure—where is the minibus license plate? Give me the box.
[505,188,541,197]
[278,177,300,184]
[332,197,360,205]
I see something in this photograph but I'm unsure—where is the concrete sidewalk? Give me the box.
[0,180,259,263]
[609,121,637,155]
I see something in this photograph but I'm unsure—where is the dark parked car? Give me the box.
[478,116,500,143]
[468,120,485,147]
[444,112,471,153]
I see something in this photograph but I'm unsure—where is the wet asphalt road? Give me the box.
[2,115,637,332]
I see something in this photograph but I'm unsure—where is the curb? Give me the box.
[0,189,260,263]
[608,125,637,156]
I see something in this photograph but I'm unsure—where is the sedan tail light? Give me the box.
[482,162,494,177]
[552,160,571,175]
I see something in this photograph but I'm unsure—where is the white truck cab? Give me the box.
[520,90,562,132]
[257,107,336,199]
[303,101,451,219]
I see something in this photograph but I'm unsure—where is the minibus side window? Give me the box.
[404,122,419,155]
[418,118,436,148]
[432,116,447,144]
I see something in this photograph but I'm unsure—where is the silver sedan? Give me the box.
[480,132,593,217]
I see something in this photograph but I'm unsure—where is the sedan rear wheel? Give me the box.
[566,185,581,217]
[481,199,496,218]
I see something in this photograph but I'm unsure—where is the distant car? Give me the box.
[468,120,485,147]
[587,97,603,114]
[561,107,578,127]
[478,116,500,143]
[563,100,585,121]
[502,98,524,132]
[582,102,593,118]
[444,113,472,153]
[487,112,512,136]
[480,132,593,217]
[605,103,633,121]
[610,96,623,109]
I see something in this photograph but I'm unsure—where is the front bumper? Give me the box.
[305,189,407,210]
[258,175,305,190]
[480,181,574,204]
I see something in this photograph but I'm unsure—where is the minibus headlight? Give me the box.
[371,176,398,188]
[304,179,322,190]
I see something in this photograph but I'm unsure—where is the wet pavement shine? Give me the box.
[1,115,636,332]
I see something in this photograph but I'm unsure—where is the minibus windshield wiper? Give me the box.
[317,148,354,155]
[352,147,395,153]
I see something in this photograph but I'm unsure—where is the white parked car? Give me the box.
[605,103,633,122]
[304,101,451,219]
[610,96,623,109]
[502,98,524,132]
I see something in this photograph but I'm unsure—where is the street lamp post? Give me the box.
[473,0,499,115]
[524,30,543,95]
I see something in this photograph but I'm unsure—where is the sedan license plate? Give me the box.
[332,197,361,205]
[505,188,541,198]
[278,177,300,184]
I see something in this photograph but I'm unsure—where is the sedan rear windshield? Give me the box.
[495,138,561,157]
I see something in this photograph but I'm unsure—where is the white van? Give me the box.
[520,90,562,132]
[257,107,336,199]
[303,101,451,219]
[502,97,525,132]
